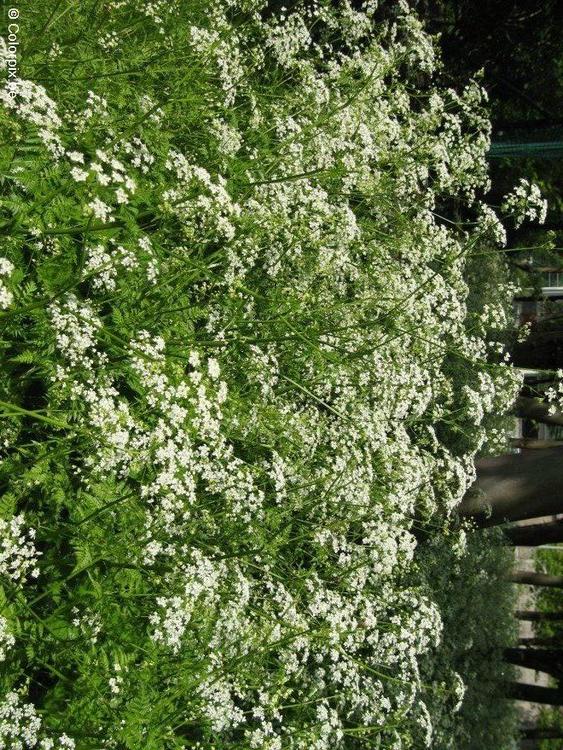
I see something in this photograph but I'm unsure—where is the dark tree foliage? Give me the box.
[417,0,563,241]
[416,0,563,127]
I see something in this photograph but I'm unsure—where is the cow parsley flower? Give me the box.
[0,514,41,584]
[502,178,548,228]
[0,615,15,660]
[0,256,14,309]
[87,198,113,222]
[0,692,42,748]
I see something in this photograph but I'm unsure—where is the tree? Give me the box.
[511,262,563,273]
[459,447,563,526]
[504,519,563,546]
[504,647,563,679]
[508,682,563,705]
[516,610,563,622]
[522,727,563,740]
[519,636,563,646]
[511,438,563,449]
[508,571,563,588]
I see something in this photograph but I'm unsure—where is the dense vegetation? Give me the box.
[0,2,546,748]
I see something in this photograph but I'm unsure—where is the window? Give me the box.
[542,270,563,297]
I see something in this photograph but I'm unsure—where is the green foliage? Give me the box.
[418,528,518,749]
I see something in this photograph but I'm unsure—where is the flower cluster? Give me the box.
[0,256,14,309]
[0,614,15,661]
[0,692,42,748]
[476,203,507,247]
[0,692,76,749]
[502,178,548,228]
[49,295,103,369]
[0,515,40,584]
[0,78,64,157]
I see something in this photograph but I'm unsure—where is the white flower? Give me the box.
[67,151,85,163]
[0,257,15,276]
[0,256,14,309]
[0,615,15,661]
[0,692,42,748]
[207,357,220,380]
[115,187,129,204]
[0,514,42,584]
[87,198,113,222]
[502,178,548,228]
[70,167,89,182]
